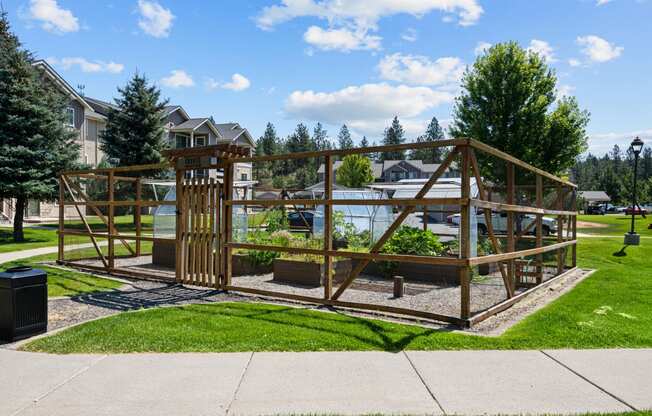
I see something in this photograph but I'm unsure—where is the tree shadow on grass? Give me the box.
[613,246,628,257]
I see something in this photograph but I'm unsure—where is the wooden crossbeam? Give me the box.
[331,148,459,301]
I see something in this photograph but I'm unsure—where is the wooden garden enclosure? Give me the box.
[57,139,578,327]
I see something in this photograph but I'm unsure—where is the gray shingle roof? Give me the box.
[85,96,118,116]
[317,159,442,178]
[170,118,210,130]
[215,123,244,141]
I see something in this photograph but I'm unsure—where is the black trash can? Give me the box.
[0,266,48,342]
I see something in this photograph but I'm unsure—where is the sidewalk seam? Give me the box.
[403,351,447,415]
[539,350,639,412]
[11,354,109,416]
[225,351,254,416]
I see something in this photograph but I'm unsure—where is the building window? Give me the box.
[241,173,248,181]
[65,107,74,127]
[196,169,208,178]
[194,135,207,147]
[175,133,189,148]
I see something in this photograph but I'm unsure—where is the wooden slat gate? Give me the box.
[177,177,221,287]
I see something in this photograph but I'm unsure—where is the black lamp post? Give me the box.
[624,136,644,245]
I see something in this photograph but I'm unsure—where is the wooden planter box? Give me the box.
[352,260,459,285]
[152,240,175,268]
[273,258,352,287]
[232,254,273,276]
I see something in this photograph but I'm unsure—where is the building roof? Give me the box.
[579,191,611,202]
[317,159,445,178]
[84,96,118,116]
[32,60,94,112]
[215,123,255,147]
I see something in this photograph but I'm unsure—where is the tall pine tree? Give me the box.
[380,116,405,160]
[100,73,168,172]
[360,136,369,148]
[338,124,353,150]
[313,122,330,151]
[0,12,79,241]
[410,116,445,163]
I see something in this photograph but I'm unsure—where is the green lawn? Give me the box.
[1,250,123,297]
[577,214,652,236]
[0,227,58,253]
[23,232,652,353]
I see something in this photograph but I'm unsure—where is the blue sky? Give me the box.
[5,0,652,155]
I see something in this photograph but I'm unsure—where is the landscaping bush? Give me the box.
[379,226,444,276]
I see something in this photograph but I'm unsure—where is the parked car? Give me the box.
[615,206,628,213]
[625,206,648,216]
[585,205,605,215]
[446,212,558,236]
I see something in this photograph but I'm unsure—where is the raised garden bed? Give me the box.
[273,258,352,287]
[232,254,273,276]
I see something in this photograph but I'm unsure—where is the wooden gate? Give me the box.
[176,177,221,287]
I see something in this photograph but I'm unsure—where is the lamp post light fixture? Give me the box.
[624,136,644,246]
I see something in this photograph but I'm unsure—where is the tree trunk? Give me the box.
[13,196,26,242]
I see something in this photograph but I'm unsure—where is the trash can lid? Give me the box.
[0,266,47,288]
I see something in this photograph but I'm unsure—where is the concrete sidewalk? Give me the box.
[2,349,650,416]
[0,242,105,266]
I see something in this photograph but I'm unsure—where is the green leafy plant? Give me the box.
[379,226,443,277]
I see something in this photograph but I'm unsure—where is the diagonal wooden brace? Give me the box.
[331,148,460,300]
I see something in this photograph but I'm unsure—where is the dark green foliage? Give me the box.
[380,116,406,160]
[100,73,168,173]
[572,144,652,205]
[336,154,374,188]
[0,12,80,241]
[410,116,445,163]
[379,226,443,276]
[450,42,589,179]
[313,122,331,151]
[337,124,353,150]
[360,136,369,148]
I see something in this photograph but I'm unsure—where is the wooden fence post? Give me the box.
[460,147,471,319]
[506,163,515,292]
[58,175,64,263]
[175,170,183,283]
[107,170,115,271]
[222,163,234,289]
[135,178,142,257]
[557,183,564,274]
[535,175,543,283]
[323,155,333,299]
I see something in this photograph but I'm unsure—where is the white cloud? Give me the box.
[160,70,194,88]
[577,35,623,63]
[257,0,483,30]
[28,0,79,34]
[527,39,557,62]
[205,74,251,91]
[587,129,652,155]
[568,58,582,67]
[557,84,575,98]
[303,26,381,51]
[285,83,454,136]
[47,57,124,73]
[474,41,492,56]
[257,0,482,52]
[596,0,614,5]
[401,28,418,42]
[377,53,464,87]
[138,0,174,38]
[223,73,251,91]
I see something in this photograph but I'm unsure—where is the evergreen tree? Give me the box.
[410,116,445,163]
[360,136,369,148]
[380,116,405,160]
[313,122,330,151]
[338,124,353,150]
[100,73,168,171]
[255,122,279,182]
[286,123,313,170]
[450,42,589,179]
[0,12,79,241]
